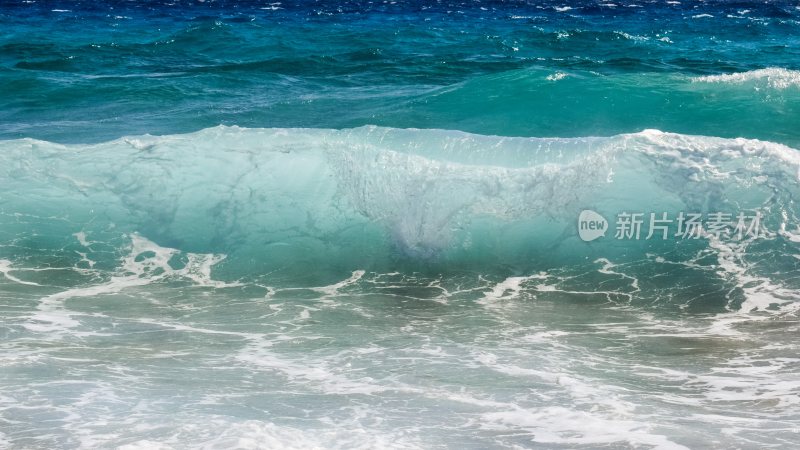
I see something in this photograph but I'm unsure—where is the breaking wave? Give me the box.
[1,126,800,286]
[693,67,800,90]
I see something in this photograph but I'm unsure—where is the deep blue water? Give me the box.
[2,0,800,143]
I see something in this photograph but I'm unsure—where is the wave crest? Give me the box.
[693,67,800,89]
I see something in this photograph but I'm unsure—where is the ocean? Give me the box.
[1,1,799,448]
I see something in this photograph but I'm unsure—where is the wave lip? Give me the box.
[693,67,800,89]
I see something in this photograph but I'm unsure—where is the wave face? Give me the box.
[2,126,800,293]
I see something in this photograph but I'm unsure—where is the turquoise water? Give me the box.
[1,1,800,449]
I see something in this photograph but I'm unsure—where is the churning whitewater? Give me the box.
[1,126,800,448]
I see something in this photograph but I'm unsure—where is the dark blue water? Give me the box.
[2,0,800,143]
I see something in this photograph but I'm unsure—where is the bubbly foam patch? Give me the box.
[693,68,800,89]
[24,233,234,336]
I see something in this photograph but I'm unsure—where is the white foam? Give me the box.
[73,231,93,247]
[0,259,41,286]
[546,72,568,81]
[614,31,649,41]
[473,351,560,382]
[236,341,403,396]
[115,419,421,450]
[477,273,547,306]
[310,270,365,296]
[693,68,800,89]
[701,232,800,335]
[482,407,689,449]
[24,234,235,335]
[596,258,640,292]
[193,420,419,450]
